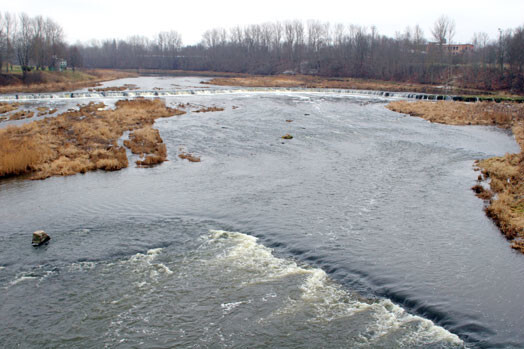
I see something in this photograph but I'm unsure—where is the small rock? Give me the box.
[32,230,50,246]
[282,134,293,140]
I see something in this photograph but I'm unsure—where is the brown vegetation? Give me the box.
[0,69,136,94]
[205,75,488,96]
[0,102,20,114]
[193,106,225,113]
[124,126,168,167]
[386,100,522,127]
[8,110,34,121]
[0,98,185,180]
[387,100,524,252]
[88,84,138,92]
[0,137,45,177]
[36,107,57,116]
[178,152,201,162]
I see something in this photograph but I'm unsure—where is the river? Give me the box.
[0,77,522,348]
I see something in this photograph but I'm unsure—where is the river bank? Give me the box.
[203,74,524,98]
[387,100,524,252]
[0,69,137,94]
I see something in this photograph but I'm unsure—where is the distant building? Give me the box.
[426,43,474,55]
[59,60,67,71]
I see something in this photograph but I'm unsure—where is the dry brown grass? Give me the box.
[124,126,168,167]
[387,100,524,252]
[8,110,34,121]
[0,98,185,180]
[206,75,488,95]
[35,107,57,116]
[0,102,20,114]
[178,152,201,162]
[0,69,137,94]
[386,100,522,127]
[136,155,166,167]
[193,106,225,113]
[0,136,50,177]
[88,84,138,92]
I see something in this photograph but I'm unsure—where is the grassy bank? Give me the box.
[0,69,137,94]
[0,98,185,179]
[387,100,524,252]
[204,74,508,96]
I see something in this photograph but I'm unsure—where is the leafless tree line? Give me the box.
[76,16,524,91]
[1,11,524,92]
[0,12,69,79]
[79,31,183,70]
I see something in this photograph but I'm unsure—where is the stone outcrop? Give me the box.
[32,230,50,246]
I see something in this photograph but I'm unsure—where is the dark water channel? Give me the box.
[0,78,523,348]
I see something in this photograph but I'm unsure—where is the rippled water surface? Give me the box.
[1,77,523,348]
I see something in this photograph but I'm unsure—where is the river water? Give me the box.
[0,77,522,348]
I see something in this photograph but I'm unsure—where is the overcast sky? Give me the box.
[2,0,523,45]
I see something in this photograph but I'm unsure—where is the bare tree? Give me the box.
[413,25,425,47]
[508,26,524,73]
[431,15,454,45]
[15,13,34,79]
[0,12,5,71]
[45,17,65,69]
[68,44,82,71]
[4,12,16,72]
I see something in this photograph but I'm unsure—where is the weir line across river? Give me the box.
[0,87,459,102]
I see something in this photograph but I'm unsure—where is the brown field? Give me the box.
[0,98,185,179]
[386,100,524,252]
[205,75,492,96]
[0,69,137,94]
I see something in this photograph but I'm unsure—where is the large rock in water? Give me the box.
[32,230,50,246]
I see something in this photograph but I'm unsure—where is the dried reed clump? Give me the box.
[178,152,201,162]
[0,98,185,180]
[9,110,34,121]
[36,107,58,116]
[88,84,138,92]
[124,126,168,167]
[387,99,524,253]
[0,135,51,177]
[193,106,225,113]
[136,155,166,167]
[471,184,493,200]
[0,102,20,114]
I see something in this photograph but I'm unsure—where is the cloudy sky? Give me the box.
[2,0,523,45]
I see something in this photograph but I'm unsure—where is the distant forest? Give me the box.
[1,12,524,92]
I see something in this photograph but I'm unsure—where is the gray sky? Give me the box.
[2,0,523,45]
